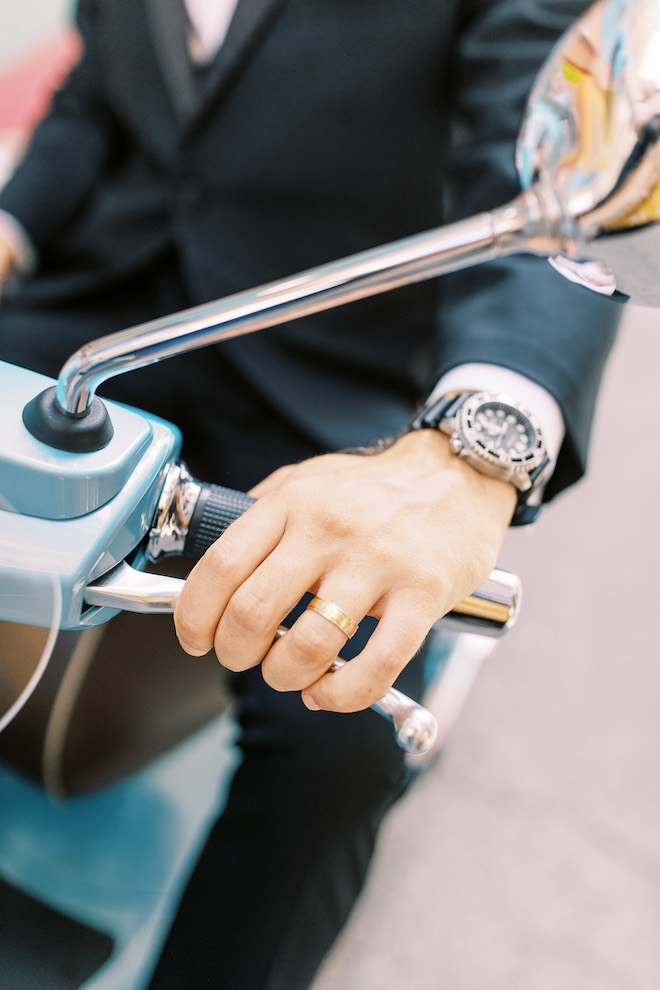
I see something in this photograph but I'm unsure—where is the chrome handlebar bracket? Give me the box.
[147,462,202,560]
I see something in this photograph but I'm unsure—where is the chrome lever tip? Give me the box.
[394,705,438,755]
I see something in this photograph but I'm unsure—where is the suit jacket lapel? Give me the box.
[144,0,197,121]
[144,0,286,125]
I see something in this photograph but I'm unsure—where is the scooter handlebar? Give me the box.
[84,559,439,755]
[167,477,521,638]
[184,483,256,560]
[85,472,522,756]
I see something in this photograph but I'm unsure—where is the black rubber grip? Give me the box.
[183,484,256,560]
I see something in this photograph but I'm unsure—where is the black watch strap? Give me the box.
[409,391,549,526]
[410,392,468,431]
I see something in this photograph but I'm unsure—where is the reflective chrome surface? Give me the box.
[437,568,522,637]
[54,198,543,415]
[83,561,520,635]
[368,681,439,755]
[517,0,660,304]
[81,554,522,751]
[146,462,202,560]
[48,0,660,418]
[83,561,184,614]
[81,559,520,754]
[143,464,520,637]
[81,574,438,755]
[278,632,438,756]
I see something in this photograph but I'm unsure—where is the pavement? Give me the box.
[312,304,660,990]
[2,4,660,988]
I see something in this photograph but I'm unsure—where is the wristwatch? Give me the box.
[409,390,551,525]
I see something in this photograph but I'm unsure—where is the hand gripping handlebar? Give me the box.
[83,465,521,756]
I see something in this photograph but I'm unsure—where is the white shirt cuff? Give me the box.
[427,363,565,468]
[0,209,36,276]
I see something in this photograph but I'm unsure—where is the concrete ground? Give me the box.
[312,303,660,990]
[2,5,660,987]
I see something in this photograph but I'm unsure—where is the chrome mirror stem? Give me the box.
[55,193,551,416]
[46,0,660,424]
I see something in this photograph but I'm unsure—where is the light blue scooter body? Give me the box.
[0,361,182,629]
[0,360,235,990]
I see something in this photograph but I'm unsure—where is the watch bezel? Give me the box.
[453,391,546,480]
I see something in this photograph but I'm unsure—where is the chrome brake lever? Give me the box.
[84,560,184,614]
[270,628,437,755]
[84,561,438,754]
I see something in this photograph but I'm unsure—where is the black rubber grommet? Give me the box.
[22,386,114,452]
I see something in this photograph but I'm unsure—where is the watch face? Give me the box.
[456,393,545,470]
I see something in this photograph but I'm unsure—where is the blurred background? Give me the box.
[313,303,660,990]
[0,0,71,61]
[1,2,659,988]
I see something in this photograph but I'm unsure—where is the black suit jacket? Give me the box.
[0,0,621,498]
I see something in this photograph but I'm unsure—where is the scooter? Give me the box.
[1,0,659,986]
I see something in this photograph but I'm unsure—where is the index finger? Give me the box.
[173,494,287,655]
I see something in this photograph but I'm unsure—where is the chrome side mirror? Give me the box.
[517,0,660,304]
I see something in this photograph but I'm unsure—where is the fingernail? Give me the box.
[302,691,322,711]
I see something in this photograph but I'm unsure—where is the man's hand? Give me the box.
[173,429,516,712]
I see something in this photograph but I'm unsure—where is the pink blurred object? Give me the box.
[0,28,80,179]
[0,28,81,131]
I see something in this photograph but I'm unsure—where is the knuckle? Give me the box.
[394,563,446,615]
[202,535,242,577]
[259,618,342,692]
[295,493,353,542]
[225,585,276,635]
[317,508,351,540]
[467,529,499,575]
[287,619,336,664]
[375,646,407,685]
[409,543,495,614]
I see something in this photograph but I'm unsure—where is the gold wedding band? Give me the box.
[306,596,359,638]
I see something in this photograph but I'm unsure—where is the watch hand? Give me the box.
[492,423,509,449]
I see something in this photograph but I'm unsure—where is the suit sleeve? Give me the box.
[0,0,119,250]
[435,0,623,500]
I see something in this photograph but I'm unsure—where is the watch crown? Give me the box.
[449,434,463,454]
